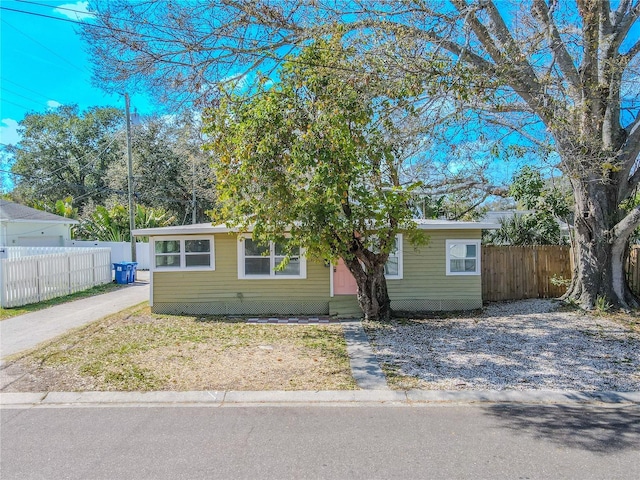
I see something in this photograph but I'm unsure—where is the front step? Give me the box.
[329,295,362,318]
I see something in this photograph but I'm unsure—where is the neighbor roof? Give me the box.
[0,199,79,224]
[133,219,498,237]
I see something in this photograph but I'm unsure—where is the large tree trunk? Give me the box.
[343,257,392,321]
[563,181,640,310]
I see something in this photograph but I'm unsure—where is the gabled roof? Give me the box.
[0,199,79,224]
[133,219,498,237]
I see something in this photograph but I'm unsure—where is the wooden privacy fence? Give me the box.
[0,248,112,308]
[482,245,572,302]
[482,245,640,301]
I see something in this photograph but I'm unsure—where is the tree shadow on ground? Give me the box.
[483,404,640,454]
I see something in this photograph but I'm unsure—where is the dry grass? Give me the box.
[1,306,356,392]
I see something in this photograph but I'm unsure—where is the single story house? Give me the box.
[0,199,79,247]
[133,219,498,316]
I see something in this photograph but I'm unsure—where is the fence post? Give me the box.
[68,253,72,295]
[36,260,41,302]
[0,259,5,308]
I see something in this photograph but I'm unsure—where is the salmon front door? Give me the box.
[333,259,358,295]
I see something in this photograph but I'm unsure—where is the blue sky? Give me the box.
[0,0,153,147]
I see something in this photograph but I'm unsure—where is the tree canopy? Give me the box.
[206,39,427,320]
[6,107,216,226]
[105,114,216,224]
[8,105,124,209]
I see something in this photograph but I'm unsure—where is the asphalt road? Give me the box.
[2,404,639,479]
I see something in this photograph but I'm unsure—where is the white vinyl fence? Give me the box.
[0,247,112,308]
[65,241,150,270]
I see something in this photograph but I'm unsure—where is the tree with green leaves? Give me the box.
[206,39,426,320]
[75,204,175,242]
[8,105,124,210]
[105,114,216,223]
[485,214,565,246]
[485,166,572,246]
[30,196,79,220]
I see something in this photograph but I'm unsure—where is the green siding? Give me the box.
[151,229,483,314]
[152,233,329,305]
[387,230,482,301]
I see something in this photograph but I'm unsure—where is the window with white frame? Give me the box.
[238,237,306,279]
[153,236,215,270]
[446,239,480,275]
[384,234,403,279]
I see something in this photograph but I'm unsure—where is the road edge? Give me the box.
[1,389,639,408]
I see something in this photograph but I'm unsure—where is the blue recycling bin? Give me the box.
[123,262,138,283]
[113,263,130,284]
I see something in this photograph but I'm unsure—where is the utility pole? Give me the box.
[125,93,136,262]
[192,155,197,224]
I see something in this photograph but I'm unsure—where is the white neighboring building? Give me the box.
[0,199,79,247]
[480,210,534,224]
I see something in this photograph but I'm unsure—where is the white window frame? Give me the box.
[152,236,215,272]
[237,236,307,279]
[384,234,403,280]
[446,239,481,276]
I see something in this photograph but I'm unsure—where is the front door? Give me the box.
[333,259,358,295]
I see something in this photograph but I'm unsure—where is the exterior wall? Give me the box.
[3,222,72,247]
[151,229,483,315]
[387,229,483,311]
[151,233,331,315]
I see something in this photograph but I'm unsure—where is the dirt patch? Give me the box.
[1,306,356,392]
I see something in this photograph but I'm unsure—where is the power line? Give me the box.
[13,1,288,48]
[17,0,95,19]
[1,98,35,112]
[4,134,123,198]
[0,3,380,72]
[0,6,175,42]
[1,77,53,101]
[0,3,466,87]
[0,18,89,74]
[1,86,48,107]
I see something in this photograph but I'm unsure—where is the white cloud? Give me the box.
[54,2,93,21]
[0,119,21,146]
[47,100,63,109]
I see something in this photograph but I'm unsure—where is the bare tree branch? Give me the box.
[531,0,581,96]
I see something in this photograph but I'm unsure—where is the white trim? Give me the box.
[149,270,154,307]
[237,236,307,280]
[330,260,334,297]
[150,235,215,272]
[134,219,499,237]
[384,234,403,280]
[445,239,481,276]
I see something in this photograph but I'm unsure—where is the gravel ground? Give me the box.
[365,299,640,391]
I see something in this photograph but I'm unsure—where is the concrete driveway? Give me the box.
[0,275,150,360]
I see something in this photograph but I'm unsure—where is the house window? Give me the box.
[446,239,480,275]
[238,237,306,279]
[384,234,403,279]
[153,236,215,271]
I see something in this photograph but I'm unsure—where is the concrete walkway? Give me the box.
[341,320,389,390]
[0,277,149,360]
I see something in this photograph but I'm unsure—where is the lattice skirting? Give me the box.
[152,301,330,316]
[152,298,481,316]
[391,298,482,312]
